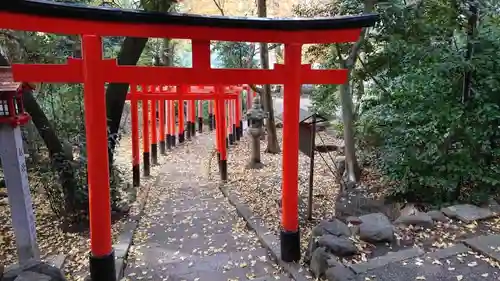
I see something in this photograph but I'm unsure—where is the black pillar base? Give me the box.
[229,134,235,145]
[191,122,196,136]
[198,117,203,133]
[90,250,116,281]
[179,132,185,143]
[159,140,166,155]
[132,164,140,187]
[143,152,150,176]
[186,122,192,140]
[151,143,158,165]
[208,114,214,131]
[213,115,216,130]
[219,159,227,181]
[239,121,244,138]
[166,134,172,150]
[217,152,221,173]
[232,124,237,142]
[226,137,229,148]
[280,230,301,262]
[172,135,176,147]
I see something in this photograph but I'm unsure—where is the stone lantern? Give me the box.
[0,67,39,265]
[245,95,267,169]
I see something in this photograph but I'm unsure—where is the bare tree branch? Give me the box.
[212,0,225,16]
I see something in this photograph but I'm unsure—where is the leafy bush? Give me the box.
[359,14,500,206]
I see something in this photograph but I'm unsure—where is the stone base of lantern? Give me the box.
[245,160,264,169]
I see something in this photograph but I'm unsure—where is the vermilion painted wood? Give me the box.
[189,100,196,124]
[81,35,112,257]
[216,86,227,161]
[150,97,158,149]
[168,100,175,137]
[159,100,165,142]
[281,43,302,232]
[130,85,140,167]
[11,60,348,85]
[0,12,363,44]
[142,99,150,153]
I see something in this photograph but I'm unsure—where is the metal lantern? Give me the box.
[0,67,31,127]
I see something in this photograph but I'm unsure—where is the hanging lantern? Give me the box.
[0,67,31,127]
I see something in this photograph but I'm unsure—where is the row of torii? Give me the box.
[126,83,258,186]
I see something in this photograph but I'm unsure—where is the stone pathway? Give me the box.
[122,134,292,281]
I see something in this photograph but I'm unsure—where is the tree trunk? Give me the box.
[0,54,78,217]
[105,37,148,166]
[258,0,280,153]
[337,0,375,184]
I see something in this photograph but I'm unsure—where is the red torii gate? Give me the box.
[126,84,241,186]
[0,1,377,280]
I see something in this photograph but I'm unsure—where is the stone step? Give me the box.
[124,248,280,281]
[140,231,262,258]
[141,212,240,240]
[152,197,231,214]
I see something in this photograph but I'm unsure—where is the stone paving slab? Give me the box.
[464,235,500,262]
[143,214,237,239]
[441,204,496,223]
[125,248,278,280]
[144,230,261,255]
[355,249,500,281]
[154,197,230,214]
[350,248,424,274]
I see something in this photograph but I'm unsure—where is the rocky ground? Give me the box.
[211,126,500,280]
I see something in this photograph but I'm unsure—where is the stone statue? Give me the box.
[245,95,267,169]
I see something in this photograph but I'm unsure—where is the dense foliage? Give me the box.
[297,0,500,205]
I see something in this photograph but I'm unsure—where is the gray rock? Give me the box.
[318,235,358,257]
[394,212,434,228]
[3,260,66,281]
[325,264,356,281]
[310,247,331,278]
[427,210,449,222]
[14,271,51,281]
[485,199,500,214]
[358,213,394,243]
[312,219,351,238]
[346,216,362,225]
[304,236,319,264]
[441,204,496,223]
